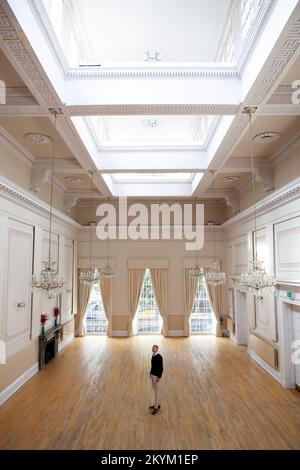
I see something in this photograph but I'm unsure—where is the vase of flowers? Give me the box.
[54,307,60,327]
[40,314,49,336]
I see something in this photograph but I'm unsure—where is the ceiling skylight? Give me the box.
[41,0,264,68]
[87,115,218,149]
[109,173,194,183]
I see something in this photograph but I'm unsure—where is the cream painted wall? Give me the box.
[0,176,78,395]
[0,143,65,212]
[72,202,228,226]
[225,179,300,386]
[273,148,300,189]
[77,228,228,332]
[0,340,38,391]
[239,149,300,212]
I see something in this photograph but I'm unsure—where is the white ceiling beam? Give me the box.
[220,157,271,173]
[97,149,208,172]
[33,158,85,174]
[64,77,241,108]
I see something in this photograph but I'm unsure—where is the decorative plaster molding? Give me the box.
[64,194,79,214]
[0,124,34,166]
[0,175,81,229]
[222,176,300,229]
[224,192,240,214]
[65,104,241,117]
[254,166,274,192]
[29,168,49,193]
[261,104,300,115]
[0,104,46,117]
[67,67,239,80]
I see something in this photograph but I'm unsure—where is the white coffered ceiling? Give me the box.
[0,0,300,211]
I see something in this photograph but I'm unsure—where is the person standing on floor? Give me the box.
[149,344,163,415]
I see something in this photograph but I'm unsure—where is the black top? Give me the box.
[150,353,163,378]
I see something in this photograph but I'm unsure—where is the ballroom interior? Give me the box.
[0,0,300,450]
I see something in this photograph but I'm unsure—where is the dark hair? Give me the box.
[153,345,159,349]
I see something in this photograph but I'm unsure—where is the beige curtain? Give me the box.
[75,278,92,337]
[183,268,199,337]
[204,270,222,337]
[100,277,113,337]
[150,268,168,337]
[128,268,145,336]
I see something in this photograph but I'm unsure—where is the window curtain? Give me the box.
[100,277,113,337]
[204,269,222,337]
[75,273,92,337]
[183,268,199,337]
[150,268,168,337]
[128,268,145,336]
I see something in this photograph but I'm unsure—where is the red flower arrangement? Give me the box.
[53,307,60,326]
[53,307,60,318]
[40,314,49,325]
[40,314,49,336]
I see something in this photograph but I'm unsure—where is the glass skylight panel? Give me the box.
[111,173,193,183]
[88,115,218,149]
[40,0,266,68]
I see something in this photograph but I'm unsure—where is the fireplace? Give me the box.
[39,325,62,370]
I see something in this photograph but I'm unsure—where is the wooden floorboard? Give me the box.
[0,335,300,450]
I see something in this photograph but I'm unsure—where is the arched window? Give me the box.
[190,275,216,334]
[135,269,163,334]
[84,283,107,335]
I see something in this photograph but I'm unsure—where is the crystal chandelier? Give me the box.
[79,171,101,285]
[240,107,276,297]
[205,170,227,286]
[101,209,115,279]
[32,109,64,299]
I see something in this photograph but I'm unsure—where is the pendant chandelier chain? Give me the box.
[249,111,258,260]
[48,112,57,262]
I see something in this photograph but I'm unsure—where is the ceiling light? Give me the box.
[79,173,101,285]
[253,132,280,144]
[240,108,276,297]
[64,176,83,183]
[144,50,162,62]
[32,111,64,298]
[223,176,240,182]
[142,119,159,128]
[25,133,52,145]
[204,170,227,287]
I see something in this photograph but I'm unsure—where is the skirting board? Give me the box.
[112,330,128,337]
[0,362,39,406]
[249,349,283,386]
[58,333,74,352]
[168,330,184,336]
[0,333,75,406]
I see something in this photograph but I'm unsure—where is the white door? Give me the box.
[292,305,300,387]
[6,220,33,338]
[235,289,248,345]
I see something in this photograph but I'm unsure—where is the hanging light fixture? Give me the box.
[190,198,203,278]
[101,202,115,278]
[205,170,227,286]
[32,109,64,299]
[79,171,101,285]
[240,107,276,297]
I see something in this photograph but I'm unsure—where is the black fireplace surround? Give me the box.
[39,325,62,370]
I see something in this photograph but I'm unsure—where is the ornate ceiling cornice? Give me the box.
[65,104,241,116]
[0,175,81,229]
[222,176,300,229]
[67,67,239,80]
